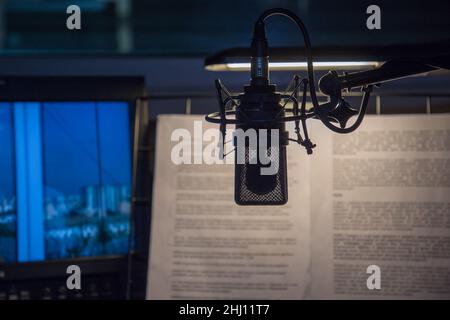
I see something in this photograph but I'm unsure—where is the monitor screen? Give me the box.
[0,101,132,263]
[0,103,16,262]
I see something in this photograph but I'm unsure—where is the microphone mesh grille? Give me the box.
[235,146,288,205]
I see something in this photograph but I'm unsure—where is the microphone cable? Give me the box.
[256,8,370,134]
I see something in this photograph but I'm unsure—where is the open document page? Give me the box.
[310,114,450,299]
[147,115,311,299]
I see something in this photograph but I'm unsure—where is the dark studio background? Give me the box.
[0,0,449,111]
[0,0,450,300]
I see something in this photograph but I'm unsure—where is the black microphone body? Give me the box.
[234,20,289,205]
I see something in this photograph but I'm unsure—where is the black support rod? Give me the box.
[319,58,441,96]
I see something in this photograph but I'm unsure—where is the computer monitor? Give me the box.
[0,76,150,299]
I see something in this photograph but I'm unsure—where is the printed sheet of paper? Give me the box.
[147,115,311,299]
[310,114,450,299]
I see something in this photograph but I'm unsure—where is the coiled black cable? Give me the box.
[257,8,369,134]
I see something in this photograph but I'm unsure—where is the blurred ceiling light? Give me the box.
[206,61,381,71]
[204,45,448,72]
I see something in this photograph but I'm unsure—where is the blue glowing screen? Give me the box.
[0,101,132,263]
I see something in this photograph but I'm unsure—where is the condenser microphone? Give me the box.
[233,20,289,205]
[206,8,442,205]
